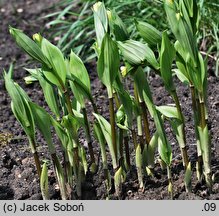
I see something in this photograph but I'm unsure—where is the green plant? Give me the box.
[44,0,166,61]
[5,26,100,199]
[134,18,191,191]
[163,0,212,189]
[193,1,219,76]
[4,0,214,200]
[93,2,173,196]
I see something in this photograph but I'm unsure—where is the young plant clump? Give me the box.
[4,0,214,199]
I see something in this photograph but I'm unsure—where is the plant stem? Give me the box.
[73,146,79,168]
[131,128,138,150]
[134,83,145,150]
[114,91,124,167]
[62,84,82,180]
[29,138,41,178]
[190,85,203,179]
[171,90,184,123]
[90,97,99,114]
[137,115,144,150]
[109,96,117,163]
[167,165,173,200]
[113,92,121,109]
[198,93,212,189]
[171,90,189,168]
[118,128,124,167]
[62,151,68,184]
[140,101,151,146]
[199,100,206,128]
[63,87,74,116]
[124,134,130,169]
[82,107,96,166]
[51,153,68,200]
[33,151,42,178]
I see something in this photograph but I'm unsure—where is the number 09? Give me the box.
[204,203,216,211]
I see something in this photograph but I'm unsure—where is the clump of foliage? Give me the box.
[4,0,214,199]
[199,0,219,76]
[44,0,165,61]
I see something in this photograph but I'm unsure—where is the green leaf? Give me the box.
[117,40,159,69]
[40,79,60,119]
[156,105,178,119]
[183,0,194,18]
[132,67,171,166]
[40,162,49,200]
[170,119,185,149]
[97,33,120,97]
[61,114,81,150]
[11,100,35,146]
[136,144,142,168]
[179,0,193,33]
[164,0,197,64]
[25,68,60,119]
[7,63,14,78]
[114,166,124,194]
[175,41,191,83]
[184,162,192,192]
[24,75,38,84]
[108,10,129,41]
[158,137,172,166]
[154,112,172,166]
[179,0,199,35]
[80,146,88,174]
[52,155,67,200]
[51,118,68,150]
[93,1,108,48]
[198,126,211,175]
[135,20,162,46]
[41,38,67,87]
[173,69,190,85]
[72,109,85,127]
[93,113,117,169]
[116,106,129,130]
[113,76,133,128]
[136,144,143,188]
[68,51,91,107]
[9,27,50,66]
[94,122,108,170]
[143,131,159,168]
[133,67,154,116]
[69,50,90,90]
[4,73,35,141]
[29,102,55,154]
[198,52,207,95]
[42,67,62,87]
[185,56,202,91]
[67,74,93,103]
[62,114,81,136]
[174,40,187,58]
[4,74,30,127]
[160,31,175,92]
[117,40,146,65]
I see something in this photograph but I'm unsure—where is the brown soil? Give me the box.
[0,0,219,200]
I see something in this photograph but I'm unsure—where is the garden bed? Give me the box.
[0,0,219,200]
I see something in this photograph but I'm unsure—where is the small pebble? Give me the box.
[54,184,59,190]
[54,36,61,41]
[127,190,132,196]
[17,8,23,13]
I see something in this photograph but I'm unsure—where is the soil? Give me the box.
[0,0,219,200]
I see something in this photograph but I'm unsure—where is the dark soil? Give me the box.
[0,0,219,200]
